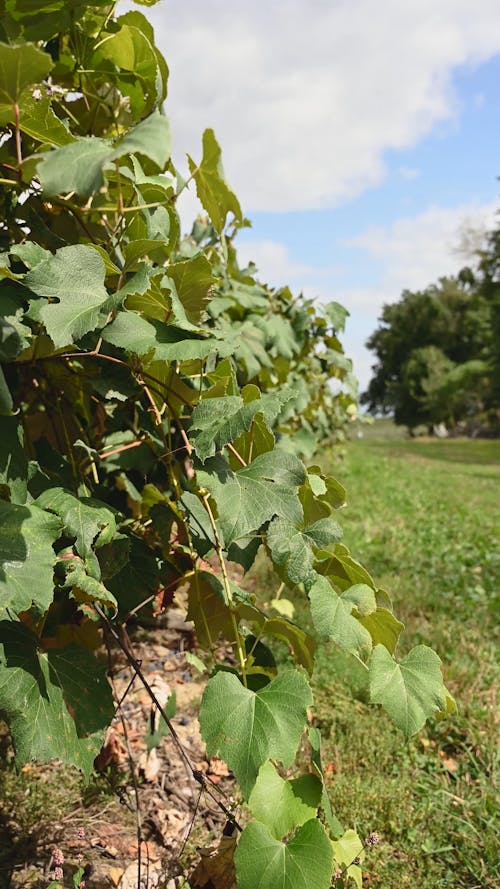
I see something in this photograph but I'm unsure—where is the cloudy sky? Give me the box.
[129,0,500,392]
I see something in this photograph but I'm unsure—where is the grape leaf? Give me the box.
[267,516,343,587]
[196,450,305,547]
[308,575,373,657]
[38,137,113,197]
[0,415,28,504]
[0,94,74,146]
[24,245,108,347]
[0,501,61,617]
[35,487,116,564]
[187,128,242,233]
[113,110,171,170]
[190,390,292,462]
[62,558,118,613]
[0,620,113,778]
[0,42,53,105]
[185,571,233,648]
[332,829,364,889]
[369,643,447,737]
[200,670,312,798]
[102,311,234,361]
[248,761,322,839]
[166,254,215,324]
[234,819,333,889]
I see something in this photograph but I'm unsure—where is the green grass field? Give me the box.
[311,428,500,888]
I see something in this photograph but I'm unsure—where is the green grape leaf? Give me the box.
[0,42,53,105]
[0,621,113,778]
[322,300,349,333]
[185,571,233,648]
[0,94,74,146]
[37,137,113,197]
[197,450,305,547]
[0,367,13,415]
[112,110,171,170]
[166,254,215,324]
[332,829,364,889]
[369,644,447,737]
[62,558,118,613]
[308,575,373,657]
[35,488,116,564]
[187,128,242,233]
[24,245,108,347]
[102,311,234,361]
[356,607,404,654]
[234,819,333,889]
[248,761,322,839]
[0,501,61,617]
[314,543,375,591]
[200,670,312,798]
[267,516,343,587]
[0,415,28,504]
[191,390,292,462]
[96,23,160,114]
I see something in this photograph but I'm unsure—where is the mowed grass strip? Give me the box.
[311,431,499,888]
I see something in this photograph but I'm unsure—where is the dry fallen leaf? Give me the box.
[189,835,237,889]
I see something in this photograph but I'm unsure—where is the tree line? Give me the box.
[362,223,500,435]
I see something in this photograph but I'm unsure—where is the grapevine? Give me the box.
[0,3,451,887]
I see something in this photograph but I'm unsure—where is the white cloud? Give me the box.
[344,201,498,294]
[128,0,500,212]
[236,239,331,285]
[237,201,498,391]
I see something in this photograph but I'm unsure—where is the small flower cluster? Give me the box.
[364,831,380,847]
[48,827,88,887]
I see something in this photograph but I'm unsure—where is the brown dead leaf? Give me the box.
[442,756,458,772]
[94,726,127,771]
[208,757,229,779]
[189,835,237,889]
[109,867,125,887]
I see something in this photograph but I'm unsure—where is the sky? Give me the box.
[128,0,500,393]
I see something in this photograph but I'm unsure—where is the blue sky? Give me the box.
[135,0,500,392]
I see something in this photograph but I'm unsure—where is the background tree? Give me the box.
[362,233,500,433]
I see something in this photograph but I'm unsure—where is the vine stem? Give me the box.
[104,633,144,889]
[201,495,248,687]
[13,103,22,175]
[93,603,242,832]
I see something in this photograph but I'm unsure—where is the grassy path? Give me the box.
[312,435,499,888]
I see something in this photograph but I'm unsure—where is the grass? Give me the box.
[313,427,500,888]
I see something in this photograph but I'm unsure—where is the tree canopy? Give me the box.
[362,225,500,433]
